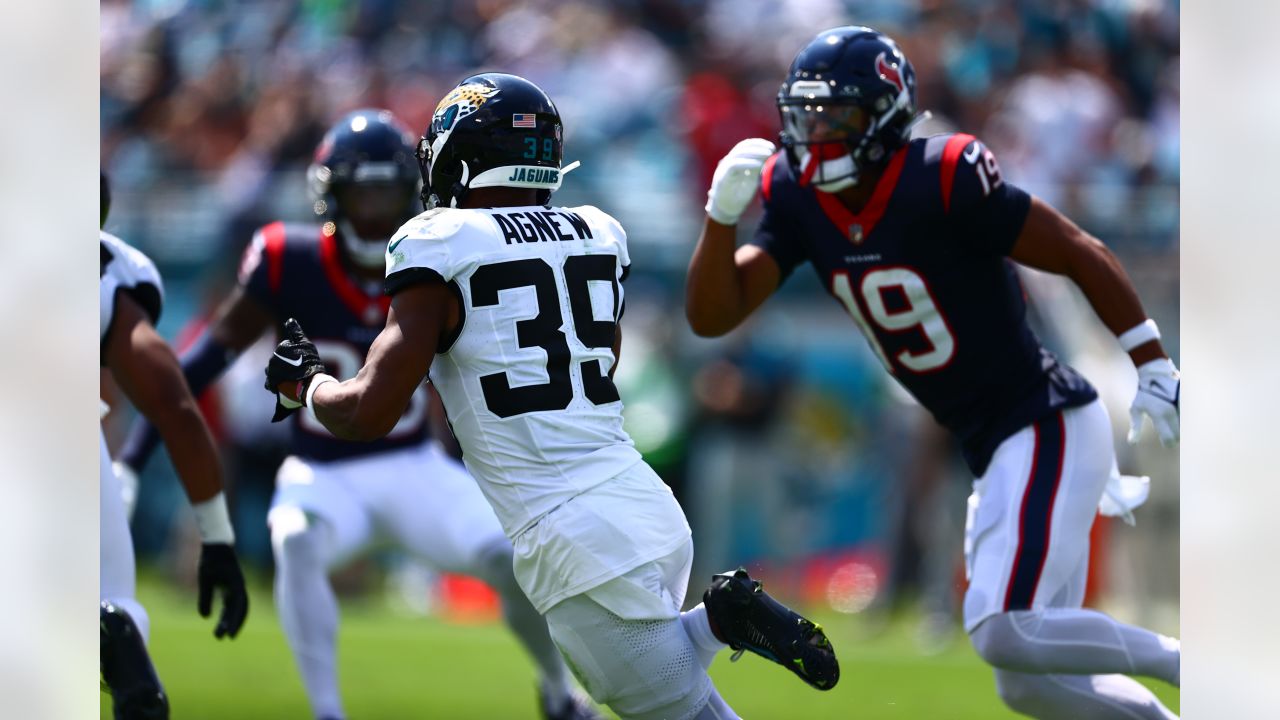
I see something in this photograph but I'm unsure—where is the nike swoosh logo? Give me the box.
[387,235,407,253]
[274,352,303,367]
[1145,380,1178,405]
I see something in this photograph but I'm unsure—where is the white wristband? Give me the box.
[1117,319,1161,352]
[304,372,338,417]
[1136,357,1177,377]
[192,492,235,545]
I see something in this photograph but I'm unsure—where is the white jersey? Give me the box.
[386,205,690,613]
[100,231,164,345]
[386,205,642,537]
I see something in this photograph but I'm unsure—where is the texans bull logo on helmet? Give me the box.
[875,52,905,94]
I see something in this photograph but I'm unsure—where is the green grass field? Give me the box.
[104,573,1178,719]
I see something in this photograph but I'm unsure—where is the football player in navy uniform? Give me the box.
[101,174,249,719]
[685,27,1180,719]
[117,111,595,720]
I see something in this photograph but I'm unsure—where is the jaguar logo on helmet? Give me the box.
[433,83,500,132]
[875,52,905,95]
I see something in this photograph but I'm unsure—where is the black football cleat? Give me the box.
[101,601,170,720]
[703,568,839,691]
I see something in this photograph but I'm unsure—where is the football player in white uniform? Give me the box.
[116,113,593,720]
[264,73,839,720]
[100,174,249,719]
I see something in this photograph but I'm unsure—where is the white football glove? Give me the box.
[1127,358,1180,447]
[1098,464,1150,527]
[705,138,777,226]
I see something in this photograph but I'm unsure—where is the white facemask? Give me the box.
[337,219,390,269]
[799,150,859,193]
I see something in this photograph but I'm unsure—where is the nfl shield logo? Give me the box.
[849,224,864,244]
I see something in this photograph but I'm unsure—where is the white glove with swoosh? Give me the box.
[705,138,776,226]
[1128,358,1180,447]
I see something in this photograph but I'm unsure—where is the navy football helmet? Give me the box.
[309,109,420,268]
[417,73,566,209]
[777,26,919,192]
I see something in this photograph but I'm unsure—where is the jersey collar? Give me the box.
[319,226,391,325]
[814,146,908,245]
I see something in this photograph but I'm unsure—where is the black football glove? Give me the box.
[264,318,325,422]
[197,543,249,639]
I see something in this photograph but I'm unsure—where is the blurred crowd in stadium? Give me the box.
[100,0,1179,643]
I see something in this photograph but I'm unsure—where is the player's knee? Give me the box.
[994,671,1044,714]
[269,506,328,569]
[969,612,1033,669]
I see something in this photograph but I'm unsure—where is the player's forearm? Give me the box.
[1067,237,1169,365]
[120,332,237,472]
[686,219,749,337]
[151,399,224,504]
[310,378,399,442]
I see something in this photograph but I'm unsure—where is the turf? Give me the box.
[103,574,1179,719]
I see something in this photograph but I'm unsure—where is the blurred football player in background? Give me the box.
[100,173,250,719]
[117,111,591,720]
[265,72,839,720]
[685,27,1180,720]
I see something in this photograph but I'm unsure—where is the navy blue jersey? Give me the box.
[751,133,1096,476]
[238,222,430,462]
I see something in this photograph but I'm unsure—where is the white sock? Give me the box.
[995,669,1179,719]
[273,521,344,720]
[680,603,727,670]
[972,608,1181,686]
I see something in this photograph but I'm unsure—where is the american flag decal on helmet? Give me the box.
[512,113,537,128]
[875,52,904,94]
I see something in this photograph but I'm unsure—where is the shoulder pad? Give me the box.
[760,151,781,202]
[920,133,986,212]
[399,207,470,243]
[100,232,164,308]
[100,231,165,340]
[385,208,473,289]
[563,205,630,269]
[238,221,290,290]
